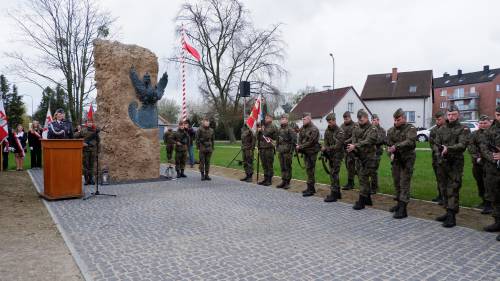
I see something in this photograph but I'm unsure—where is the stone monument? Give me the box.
[93,39,167,182]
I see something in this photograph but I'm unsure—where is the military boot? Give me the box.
[258,177,267,185]
[176,170,181,178]
[365,194,373,206]
[483,217,500,232]
[282,180,290,190]
[393,201,408,219]
[442,209,456,228]
[389,200,399,212]
[435,212,448,222]
[481,201,493,215]
[180,170,187,178]
[245,173,253,182]
[201,172,206,181]
[240,173,251,182]
[353,195,366,210]
[497,234,500,241]
[302,184,316,197]
[324,189,340,202]
[205,172,211,181]
[261,176,272,186]
[276,180,286,189]
[342,179,354,190]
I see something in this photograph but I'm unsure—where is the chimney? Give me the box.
[391,67,398,83]
[457,69,462,76]
[484,65,490,72]
[443,72,449,78]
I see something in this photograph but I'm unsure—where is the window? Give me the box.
[497,84,500,92]
[409,85,417,93]
[454,88,465,98]
[496,98,500,105]
[440,90,447,97]
[470,87,476,94]
[404,111,416,123]
[440,101,446,109]
[347,102,354,113]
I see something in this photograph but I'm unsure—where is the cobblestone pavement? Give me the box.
[29,168,500,281]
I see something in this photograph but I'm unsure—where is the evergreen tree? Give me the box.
[5,84,26,128]
[0,75,9,101]
[33,85,68,123]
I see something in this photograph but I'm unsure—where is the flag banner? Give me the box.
[42,105,53,139]
[86,104,95,128]
[0,99,8,142]
[246,95,263,133]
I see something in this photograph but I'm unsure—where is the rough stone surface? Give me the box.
[93,39,160,182]
[29,167,500,281]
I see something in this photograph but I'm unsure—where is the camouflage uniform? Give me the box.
[257,121,278,186]
[433,105,470,227]
[322,113,345,202]
[75,126,97,185]
[370,120,386,194]
[350,109,378,210]
[196,125,215,180]
[163,129,175,163]
[386,109,417,218]
[468,120,490,210]
[276,119,297,188]
[173,127,190,177]
[479,116,500,234]
[341,113,357,189]
[429,113,444,204]
[298,114,321,196]
[240,126,256,181]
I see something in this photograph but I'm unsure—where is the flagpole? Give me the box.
[181,25,188,122]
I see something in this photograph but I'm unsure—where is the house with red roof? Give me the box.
[290,86,371,137]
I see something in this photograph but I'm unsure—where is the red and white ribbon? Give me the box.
[13,132,25,158]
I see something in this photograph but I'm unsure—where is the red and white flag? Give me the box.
[246,95,263,133]
[182,34,201,61]
[85,104,95,128]
[0,99,8,142]
[42,105,53,139]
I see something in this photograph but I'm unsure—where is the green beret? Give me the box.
[434,111,445,118]
[343,111,351,118]
[357,109,368,119]
[280,113,289,119]
[302,112,311,118]
[496,106,500,113]
[479,115,490,121]
[393,108,404,118]
[326,113,336,121]
[447,104,459,112]
[372,114,379,120]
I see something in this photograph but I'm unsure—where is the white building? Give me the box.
[361,68,434,129]
[290,86,371,138]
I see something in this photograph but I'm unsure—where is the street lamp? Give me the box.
[22,94,34,122]
[329,53,335,91]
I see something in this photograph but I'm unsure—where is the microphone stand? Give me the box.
[84,127,116,200]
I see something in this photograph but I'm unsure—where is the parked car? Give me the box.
[416,121,479,142]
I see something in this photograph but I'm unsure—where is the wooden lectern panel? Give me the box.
[41,140,84,200]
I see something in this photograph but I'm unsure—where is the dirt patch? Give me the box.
[0,171,83,281]
[189,165,495,232]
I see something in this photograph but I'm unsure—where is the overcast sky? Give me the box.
[1,0,500,115]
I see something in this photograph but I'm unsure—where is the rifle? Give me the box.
[226,148,242,168]
[318,150,332,174]
[256,123,262,182]
[488,143,500,169]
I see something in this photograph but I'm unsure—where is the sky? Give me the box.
[1,0,500,115]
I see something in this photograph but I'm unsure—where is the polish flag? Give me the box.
[42,105,53,139]
[181,27,201,61]
[246,95,263,133]
[0,99,8,142]
[85,104,95,128]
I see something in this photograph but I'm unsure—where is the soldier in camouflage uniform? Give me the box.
[196,117,215,181]
[468,115,492,214]
[479,106,500,239]
[386,108,417,219]
[276,114,297,189]
[163,127,175,164]
[74,120,97,185]
[430,111,446,205]
[240,124,256,182]
[173,121,190,178]
[297,112,321,197]
[370,114,386,194]
[347,109,378,210]
[341,111,357,190]
[433,105,470,228]
[257,114,278,186]
[322,113,345,202]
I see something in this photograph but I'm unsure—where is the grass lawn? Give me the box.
[3,149,33,171]
[161,141,481,208]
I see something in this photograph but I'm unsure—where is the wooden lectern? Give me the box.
[41,139,84,200]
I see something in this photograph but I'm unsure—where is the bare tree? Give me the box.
[6,0,114,124]
[173,0,286,142]
[157,98,181,124]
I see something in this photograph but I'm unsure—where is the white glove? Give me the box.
[30,147,33,151]
[10,147,15,152]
